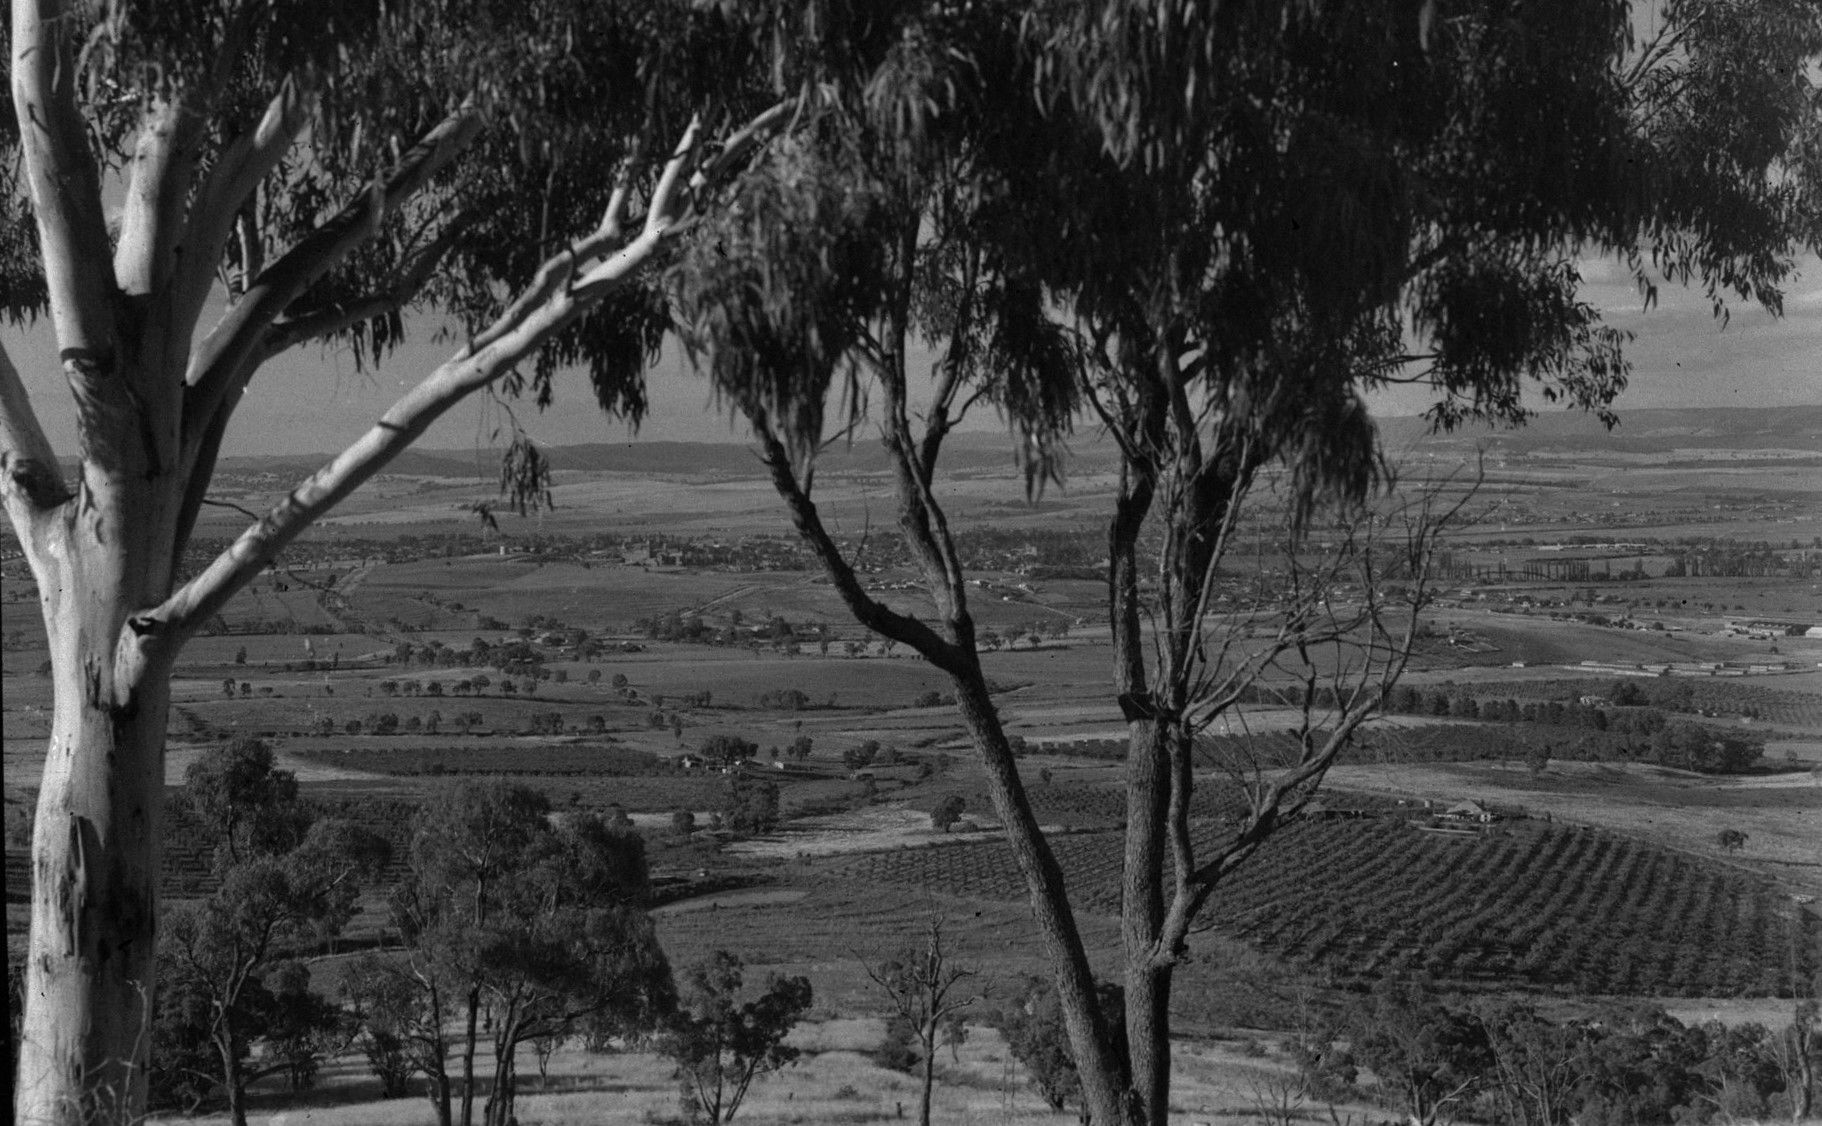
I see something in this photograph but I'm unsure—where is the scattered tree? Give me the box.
[700,734,759,768]
[665,952,812,1126]
[1349,978,1490,1126]
[384,781,673,1126]
[153,741,389,1126]
[864,919,978,1126]
[996,976,1127,1118]
[930,796,966,834]
[725,775,779,837]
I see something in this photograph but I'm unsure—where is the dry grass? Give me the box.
[145,1019,1359,1126]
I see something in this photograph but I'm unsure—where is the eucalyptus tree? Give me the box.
[670,3,1822,1126]
[1021,1,1822,1113]
[1,2,786,1120]
[669,1,1131,1110]
[157,741,390,1126]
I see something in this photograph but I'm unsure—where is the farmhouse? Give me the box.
[1439,800,1497,824]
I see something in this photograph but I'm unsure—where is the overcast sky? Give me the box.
[3,254,1817,460]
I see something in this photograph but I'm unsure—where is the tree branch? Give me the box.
[149,236,633,640]
[264,220,469,355]
[11,0,118,356]
[182,102,485,441]
[174,75,318,330]
[751,420,963,673]
[116,94,208,295]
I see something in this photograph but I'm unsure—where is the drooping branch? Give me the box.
[263,220,470,355]
[11,0,118,356]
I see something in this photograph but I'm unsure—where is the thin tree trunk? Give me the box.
[1110,450,1172,1126]
[426,1059,454,1126]
[220,1022,249,1126]
[426,976,454,1126]
[949,674,1136,1126]
[460,987,481,1126]
[500,1043,517,1126]
[919,1022,937,1126]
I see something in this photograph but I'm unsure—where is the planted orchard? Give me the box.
[832,817,1819,997]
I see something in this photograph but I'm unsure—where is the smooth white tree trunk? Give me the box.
[16,478,177,1125]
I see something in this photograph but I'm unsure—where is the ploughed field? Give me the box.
[824,812,1820,999]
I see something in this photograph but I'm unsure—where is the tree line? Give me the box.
[1296,977,1819,1126]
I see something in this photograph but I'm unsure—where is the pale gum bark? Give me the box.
[17,493,174,1126]
[4,38,782,1113]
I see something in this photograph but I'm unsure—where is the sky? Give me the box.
[3,254,1818,460]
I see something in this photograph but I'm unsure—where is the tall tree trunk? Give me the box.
[950,674,1137,1126]
[429,1068,453,1126]
[1110,450,1172,1126]
[219,1021,249,1126]
[1121,715,1171,1125]
[498,1043,517,1126]
[919,1022,937,1126]
[425,977,454,1126]
[15,474,177,1126]
[460,987,481,1126]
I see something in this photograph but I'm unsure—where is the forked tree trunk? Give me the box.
[16,463,179,1126]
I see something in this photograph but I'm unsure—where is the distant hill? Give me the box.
[216,430,1120,480]
[1376,405,1822,456]
[207,405,1818,480]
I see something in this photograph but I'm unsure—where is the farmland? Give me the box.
[827,815,1819,998]
[4,408,1822,1123]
